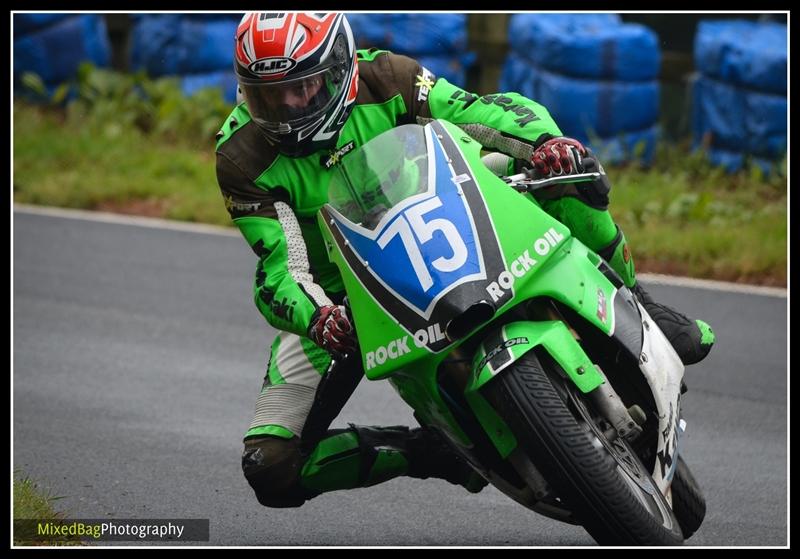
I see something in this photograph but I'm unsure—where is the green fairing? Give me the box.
[319,120,619,459]
[320,121,614,380]
[605,228,637,288]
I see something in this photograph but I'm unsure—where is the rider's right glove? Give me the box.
[309,305,358,358]
[531,136,587,178]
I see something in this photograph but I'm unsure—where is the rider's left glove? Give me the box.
[531,136,587,178]
[309,305,358,358]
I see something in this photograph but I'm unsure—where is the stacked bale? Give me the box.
[14,14,111,97]
[692,20,787,172]
[346,13,475,86]
[501,14,661,164]
[128,14,240,103]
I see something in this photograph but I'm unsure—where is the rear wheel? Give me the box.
[671,456,706,539]
[483,350,684,546]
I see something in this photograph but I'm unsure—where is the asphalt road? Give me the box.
[13,209,788,547]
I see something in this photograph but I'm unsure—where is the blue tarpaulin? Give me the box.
[129,15,238,76]
[694,20,786,94]
[14,14,110,87]
[507,13,660,81]
[692,20,787,171]
[502,54,659,139]
[347,13,468,55]
[692,75,787,159]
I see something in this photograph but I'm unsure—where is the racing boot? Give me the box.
[631,282,715,366]
[351,425,488,493]
[598,226,715,366]
[407,427,488,493]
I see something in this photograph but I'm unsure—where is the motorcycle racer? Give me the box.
[215,12,715,508]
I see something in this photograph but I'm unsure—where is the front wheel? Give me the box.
[483,350,684,546]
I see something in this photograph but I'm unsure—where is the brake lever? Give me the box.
[504,171,603,193]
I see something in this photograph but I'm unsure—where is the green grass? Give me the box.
[13,472,83,546]
[610,154,787,286]
[13,101,230,226]
[12,98,787,286]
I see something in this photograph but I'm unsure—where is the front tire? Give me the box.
[483,350,684,546]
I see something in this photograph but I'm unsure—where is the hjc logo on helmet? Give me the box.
[249,57,297,76]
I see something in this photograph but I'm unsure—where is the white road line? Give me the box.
[14,204,787,298]
[637,273,786,298]
[13,203,239,237]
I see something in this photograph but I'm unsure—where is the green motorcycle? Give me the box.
[318,120,705,545]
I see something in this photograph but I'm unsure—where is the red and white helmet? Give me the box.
[234,13,359,157]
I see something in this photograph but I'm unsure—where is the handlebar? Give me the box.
[503,171,602,193]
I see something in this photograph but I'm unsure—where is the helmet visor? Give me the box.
[241,66,346,132]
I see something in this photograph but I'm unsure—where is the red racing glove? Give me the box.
[531,137,587,178]
[309,305,358,358]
